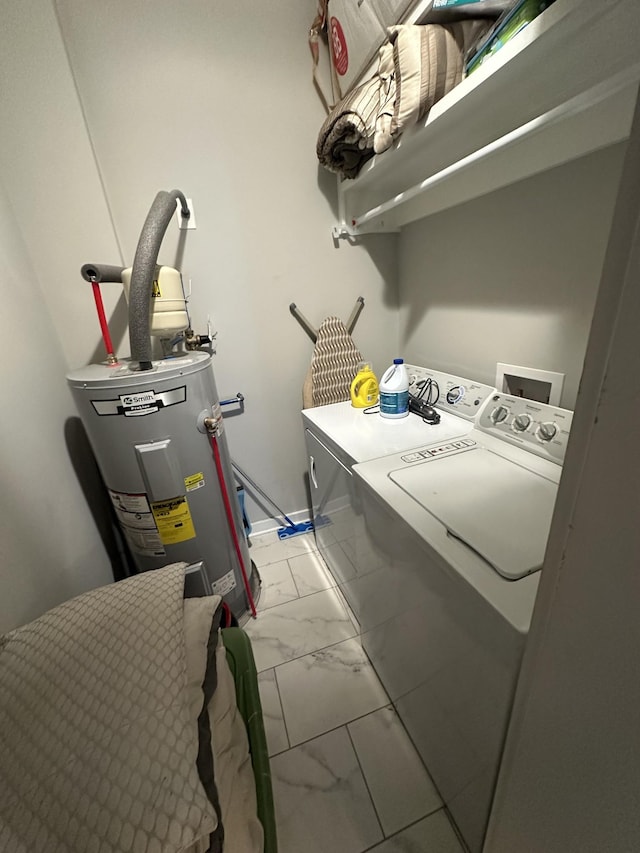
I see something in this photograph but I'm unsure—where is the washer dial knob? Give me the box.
[536,421,558,442]
[490,405,510,424]
[447,385,464,405]
[512,413,532,432]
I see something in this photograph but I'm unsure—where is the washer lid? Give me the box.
[389,448,558,580]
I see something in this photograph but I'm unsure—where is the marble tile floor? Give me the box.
[245,531,466,853]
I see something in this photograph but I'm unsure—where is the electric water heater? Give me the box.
[67,351,256,619]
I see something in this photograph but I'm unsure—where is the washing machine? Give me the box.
[302,367,496,621]
[352,392,573,853]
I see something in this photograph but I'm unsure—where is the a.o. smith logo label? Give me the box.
[91,385,186,417]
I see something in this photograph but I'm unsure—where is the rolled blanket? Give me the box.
[316,73,381,179]
[317,21,491,179]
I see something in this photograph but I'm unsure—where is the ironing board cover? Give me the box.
[305,316,363,407]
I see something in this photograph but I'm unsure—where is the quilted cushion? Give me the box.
[0,565,218,853]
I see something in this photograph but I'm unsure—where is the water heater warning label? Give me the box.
[212,569,237,597]
[108,489,166,557]
[184,472,205,492]
[109,490,150,514]
[151,496,196,545]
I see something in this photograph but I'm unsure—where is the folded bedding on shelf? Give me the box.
[317,20,491,179]
[315,73,382,179]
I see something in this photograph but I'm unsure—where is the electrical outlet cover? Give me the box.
[495,363,564,405]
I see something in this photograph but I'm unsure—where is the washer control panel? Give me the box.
[405,365,495,420]
[478,393,573,463]
[400,438,476,464]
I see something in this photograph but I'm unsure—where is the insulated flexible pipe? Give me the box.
[129,190,190,370]
[80,264,125,283]
[80,264,125,363]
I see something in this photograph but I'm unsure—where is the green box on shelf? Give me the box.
[466,0,554,74]
[433,0,488,6]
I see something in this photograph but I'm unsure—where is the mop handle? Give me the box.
[232,460,297,529]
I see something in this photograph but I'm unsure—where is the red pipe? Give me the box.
[90,279,117,363]
[209,433,257,619]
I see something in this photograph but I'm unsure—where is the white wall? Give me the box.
[0,0,125,371]
[397,145,625,408]
[0,181,113,633]
[485,101,640,853]
[52,0,399,527]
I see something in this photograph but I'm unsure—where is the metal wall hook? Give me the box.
[219,392,245,418]
[219,392,244,407]
[346,296,364,335]
[290,297,365,343]
[289,303,317,343]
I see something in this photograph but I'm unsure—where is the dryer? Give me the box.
[352,392,573,853]
[302,367,496,621]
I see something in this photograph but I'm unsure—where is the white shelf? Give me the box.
[336,0,640,236]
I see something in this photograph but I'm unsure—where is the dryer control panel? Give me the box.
[477,393,573,464]
[405,365,496,420]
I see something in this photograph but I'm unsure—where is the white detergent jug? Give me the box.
[379,358,409,419]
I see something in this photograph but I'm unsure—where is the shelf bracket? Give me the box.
[331,222,359,244]
[332,218,400,241]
